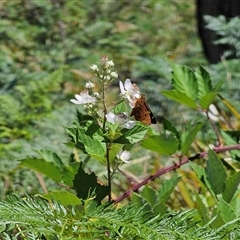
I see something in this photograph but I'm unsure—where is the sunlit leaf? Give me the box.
[142,133,179,155]
[42,191,81,206]
[161,90,198,109]
[222,172,240,203]
[194,66,212,99]
[170,63,198,100]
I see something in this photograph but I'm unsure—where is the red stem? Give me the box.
[114,144,240,204]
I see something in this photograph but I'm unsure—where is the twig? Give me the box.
[114,144,240,204]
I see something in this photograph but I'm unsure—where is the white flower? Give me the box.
[204,104,219,122]
[107,60,114,67]
[117,150,131,164]
[70,90,96,104]
[105,112,135,129]
[85,81,95,89]
[90,64,99,71]
[110,71,118,79]
[119,79,140,108]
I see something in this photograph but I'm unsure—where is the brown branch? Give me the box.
[114,144,240,204]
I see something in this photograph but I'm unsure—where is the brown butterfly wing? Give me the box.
[130,95,156,125]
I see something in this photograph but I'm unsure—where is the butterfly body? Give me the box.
[130,94,156,125]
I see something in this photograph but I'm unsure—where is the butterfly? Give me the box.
[130,94,157,125]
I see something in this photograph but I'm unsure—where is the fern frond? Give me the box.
[204,15,240,57]
[0,195,237,239]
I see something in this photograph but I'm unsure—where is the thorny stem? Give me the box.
[102,82,112,202]
[114,144,240,204]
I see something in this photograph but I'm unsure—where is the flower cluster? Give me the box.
[106,112,135,129]
[90,55,118,84]
[70,57,142,165]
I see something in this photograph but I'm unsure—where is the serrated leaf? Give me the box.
[77,128,106,162]
[142,133,179,155]
[141,186,158,207]
[205,149,227,195]
[217,198,236,223]
[21,158,62,182]
[131,192,152,213]
[162,118,180,139]
[114,124,148,144]
[73,162,109,205]
[190,162,216,198]
[36,149,64,169]
[212,79,224,92]
[195,66,212,99]
[157,176,181,205]
[222,172,240,203]
[161,90,198,109]
[199,92,218,110]
[180,122,203,154]
[171,63,198,100]
[42,190,81,206]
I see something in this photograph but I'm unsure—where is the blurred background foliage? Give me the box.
[0,0,239,209]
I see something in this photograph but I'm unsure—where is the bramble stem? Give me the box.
[102,83,112,202]
[114,144,240,204]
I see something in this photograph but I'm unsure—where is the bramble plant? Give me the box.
[1,56,240,239]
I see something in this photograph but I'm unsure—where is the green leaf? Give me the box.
[212,78,224,92]
[152,201,168,215]
[142,133,179,155]
[195,193,209,224]
[36,149,64,169]
[113,100,127,114]
[141,186,158,207]
[114,124,148,144]
[73,162,109,205]
[161,90,198,109]
[162,118,180,139]
[222,171,240,203]
[180,122,203,154]
[199,92,218,110]
[21,158,62,182]
[131,192,152,213]
[217,198,236,223]
[42,190,81,206]
[190,162,216,198]
[171,63,198,100]
[194,66,212,99]
[205,149,227,195]
[230,189,240,217]
[157,176,181,205]
[77,128,106,163]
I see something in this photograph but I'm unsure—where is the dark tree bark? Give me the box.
[196,0,240,63]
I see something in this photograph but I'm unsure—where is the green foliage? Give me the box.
[161,63,223,110]
[73,162,109,205]
[132,176,181,215]
[0,2,240,238]
[0,195,238,239]
[21,150,79,187]
[204,15,240,58]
